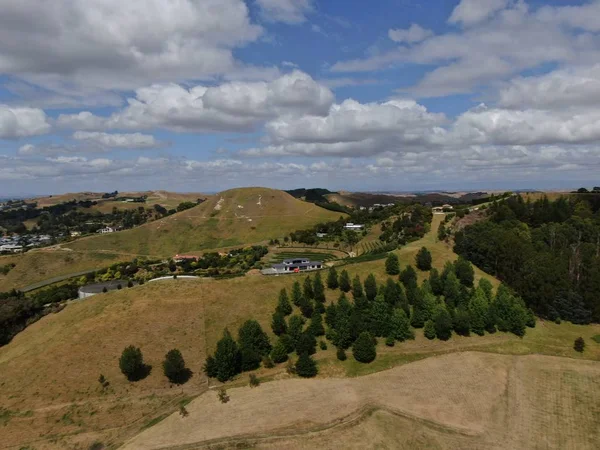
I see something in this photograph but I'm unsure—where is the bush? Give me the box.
[319,340,327,350]
[98,374,110,390]
[352,331,376,363]
[163,349,192,384]
[574,337,585,353]
[385,335,395,347]
[424,320,436,339]
[249,374,260,387]
[336,347,347,361]
[119,346,151,381]
[295,353,318,378]
[217,388,230,404]
[262,355,275,368]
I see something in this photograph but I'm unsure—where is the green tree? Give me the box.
[213,329,241,382]
[203,355,217,378]
[385,253,400,275]
[416,247,432,271]
[429,268,443,296]
[492,285,527,337]
[478,278,494,302]
[288,314,305,346]
[313,272,326,303]
[383,278,402,307]
[276,288,293,316]
[389,308,414,341]
[468,288,489,336]
[453,307,471,336]
[352,331,376,363]
[339,269,351,292]
[308,310,325,336]
[443,271,461,308]
[119,346,149,382]
[238,320,272,356]
[400,265,418,291]
[368,295,392,337]
[455,257,475,287]
[296,332,317,355]
[364,273,378,302]
[424,320,436,339]
[271,311,288,336]
[352,275,364,299]
[574,337,585,353]
[327,267,339,289]
[279,334,295,353]
[162,349,191,384]
[434,305,453,341]
[295,353,318,378]
[292,281,303,306]
[303,276,314,299]
[270,339,289,363]
[299,295,314,319]
[336,347,347,361]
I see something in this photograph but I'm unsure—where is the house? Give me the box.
[0,244,24,253]
[70,231,81,237]
[432,206,444,213]
[98,227,115,234]
[263,258,323,275]
[344,223,365,231]
[442,204,454,210]
[316,232,328,238]
[174,254,198,263]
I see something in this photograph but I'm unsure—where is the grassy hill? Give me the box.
[65,187,344,257]
[1,212,599,449]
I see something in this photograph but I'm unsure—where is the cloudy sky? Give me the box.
[1,0,600,195]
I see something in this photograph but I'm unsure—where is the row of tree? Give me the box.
[119,346,191,384]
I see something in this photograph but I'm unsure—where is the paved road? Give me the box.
[20,269,96,292]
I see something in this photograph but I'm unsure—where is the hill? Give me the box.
[65,187,343,257]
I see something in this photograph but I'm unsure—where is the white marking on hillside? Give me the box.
[237,205,244,209]
[214,198,224,211]
[257,195,262,206]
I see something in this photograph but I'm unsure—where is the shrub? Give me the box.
[98,374,110,390]
[285,359,296,375]
[117,283,122,290]
[179,405,189,417]
[119,346,150,381]
[336,347,347,361]
[249,374,260,387]
[574,337,585,353]
[424,320,436,340]
[102,287,108,293]
[385,335,395,347]
[319,340,327,350]
[217,388,230,404]
[295,353,318,378]
[262,355,274,368]
[352,332,376,363]
[162,349,192,384]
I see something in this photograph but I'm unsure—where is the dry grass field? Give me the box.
[65,188,343,257]
[121,352,600,450]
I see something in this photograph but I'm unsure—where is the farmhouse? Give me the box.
[0,244,23,253]
[262,258,323,275]
[173,254,198,263]
[98,227,115,234]
[344,223,365,231]
[432,206,444,213]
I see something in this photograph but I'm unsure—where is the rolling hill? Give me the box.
[65,187,344,257]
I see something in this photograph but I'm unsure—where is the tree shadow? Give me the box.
[127,364,152,382]
[169,369,193,385]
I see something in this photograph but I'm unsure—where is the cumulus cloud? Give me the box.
[332,1,600,97]
[388,24,433,44]
[57,71,334,133]
[72,131,163,149]
[255,0,313,24]
[0,0,263,92]
[0,105,51,138]
[448,0,510,26]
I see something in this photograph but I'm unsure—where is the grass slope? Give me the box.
[65,187,342,257]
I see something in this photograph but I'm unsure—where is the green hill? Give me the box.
[65,187,344,257]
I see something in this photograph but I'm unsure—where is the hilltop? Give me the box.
[65,187,343,257]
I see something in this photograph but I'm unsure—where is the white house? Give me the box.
[98,227,115,234]
[0,244,24,253]
[344,223,365,231]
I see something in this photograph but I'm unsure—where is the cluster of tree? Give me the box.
[176,246,268,275]
[378,205,433,244]
[118,345,192,384]
[454,194,600,323]
[285,188,350,214]
[102,191,119,199]
[437,213,455,241]
[0,283,78,346]
[573,187,600,194]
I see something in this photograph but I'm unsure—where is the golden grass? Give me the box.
[65,187,343,257]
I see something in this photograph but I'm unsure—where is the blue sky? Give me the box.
[1,0,600,195]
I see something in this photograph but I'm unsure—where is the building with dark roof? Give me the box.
[78,280,136,299]
[262,258,323,275]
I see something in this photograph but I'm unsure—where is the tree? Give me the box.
[276,289,292,316]
[574,337,585,353]
[313,272,326,303]
[455,257,475,287]
[453,307,471,336]
[368,295,392,337]
[270,339,289,363]
[389,308,414,341]
[423,320,436,339]
[214,329,242,382]
[327,267,339,289]
[292,281,303,306]
[433,305,453,341]
[271,311,287,336]
[279,334,295,353]
[296,332,317,355]
[492,285,527,337]
[400,265,418,291]
[429,268,443,296]
[162,349,191,384]
[339,269,351,292]
[336,347,347,361]
[416,247,432,271]
[238,320,272,357]
[295,353,318,378]
[352,331,376,363]
[308,310,325,336]
[303,276,314,300]
[468,288,489,336]
[352,275,364,299]
[203,355,217,378]
[119,346,150,382]
[364,273,378,302]
[299,295,314,319]
[383,278,402,307]
[443,271,461,308]
[385,253,400,275]
[478,278,494,302]
[288,314,305,346]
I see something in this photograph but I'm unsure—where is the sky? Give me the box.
[1,0,600,195]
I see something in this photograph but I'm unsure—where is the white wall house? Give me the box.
[344,223,365,231]
[98,227,115,234]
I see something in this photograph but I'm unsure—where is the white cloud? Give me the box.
[57,71,334,133]
[0,0,263,92]
[448,0,510,26]
[256,0,313,24]
[388,24,433,43]
[0,105,51,138]
[72,131,163,149]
